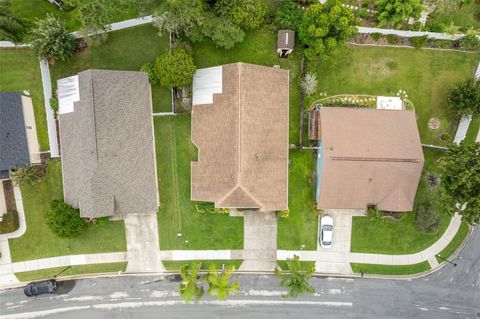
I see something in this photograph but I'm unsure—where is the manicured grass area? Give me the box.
[278,150,318,250]
[8,160,127,262]
[436,222,470,263]
[351,262,431,276]
[15,263,127,282]
[351,149,451,254]
[192,30,302,145]
[9,0,138,31]
[50,24,172,113]
[0,48,49,151]
[162,260,243,271]
[464,117,480,145]
[309,46,479,146]
[277,260,315,271]
[154,115,243,250]
[428,3,480,29]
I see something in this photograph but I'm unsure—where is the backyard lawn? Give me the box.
[9,160,127,262]
[309,46,479,146]
[464,117,480,145]
[15,262,127,282]
[9,0,138,31]
[50,24,172,113]
[192,30,302,145]
[0,48,49,151]
[278,150,318,250]
[350,149,451,255]
[154,115,243,250]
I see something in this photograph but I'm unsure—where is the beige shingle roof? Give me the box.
[317,107,424,212]
[191,63,289,212]
[59,70,159,218]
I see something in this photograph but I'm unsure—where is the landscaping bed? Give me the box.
[50,24,172,113]
[308,45,479,146]
[8,160,127,262]
[350,261,431,276]
[15,262,128,282]
[0,211,19,234]
[154,115,243,250]
[278,150,318,251]
[0,48,49,151]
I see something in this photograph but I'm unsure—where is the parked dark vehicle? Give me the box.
[24,279,58,297]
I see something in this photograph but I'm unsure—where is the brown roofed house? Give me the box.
[191,63,289,212]
[317,107,424,212]
[57,69,159,218]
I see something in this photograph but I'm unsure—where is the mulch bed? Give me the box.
[381,211,404,221]
[2,180,16,212]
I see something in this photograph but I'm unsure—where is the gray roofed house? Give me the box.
[58,69,159,219]
[0,93,30,180]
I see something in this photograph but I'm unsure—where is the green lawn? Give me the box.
[50,24,172,113]
[351,149,451,255]
[154,115,243,250]
[15,263,127,282]
[464,117,480,145]
[436,222,470,263]
[161,260,243,271]
[351,262,431,276]
[8,160,127,262]
[0,48,49,151]
[277,260,316,271]
[10,0,138,31]
[278,150,318,250]
[309,46,479,146]
[192,30,302,145]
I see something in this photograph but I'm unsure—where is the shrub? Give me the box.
[370,32,382,41]
[11,166,45,187]
[447,79,480,117]
[29,14,76,64]
[140,62,159,85]
[458,28,480,50]
[155,49,196,88]
[426,172,440,189]
[49,97,59,118]
[411,35,428,49]
[302,72,318,96]
[93,217,110,226]
[375,0,422,27]
[275,0,303,30]
[366,206,383,224]
[278,209,290,218]
[46,200,87,238]
[386,34,399,44]
[415,205,440,233]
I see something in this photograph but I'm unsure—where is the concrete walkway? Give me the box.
[124,213,163,273]
[279,213,462,271]
[39,59,59,157]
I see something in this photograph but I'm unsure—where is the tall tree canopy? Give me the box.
[155,49,196,88]
[447,79,480,117]
[179,261,204,303]
[274,255,315,298]
[0,0,30,43]
[439,142,480,225]
[275,0,304,30]
[376,0,423,27]
[298,0,357,60]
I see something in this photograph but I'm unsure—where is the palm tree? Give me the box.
[274,255,315,298]
[179,261,204,303]
[206,264,240,301]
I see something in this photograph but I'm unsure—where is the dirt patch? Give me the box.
[367,59,394,77]
[2,180,16,212]
[428,117,441,130]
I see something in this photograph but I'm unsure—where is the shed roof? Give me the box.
[191,63,289,212]
[0,92,30,178]
[59,70,159,218]
[317,107,424,212]
[277,30,295,50]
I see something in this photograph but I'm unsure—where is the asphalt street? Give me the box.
[0,227,478,319]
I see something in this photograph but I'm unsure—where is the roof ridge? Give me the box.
[217,184,261,209]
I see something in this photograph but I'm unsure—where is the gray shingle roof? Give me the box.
[0,92,30,178]
[59,70,159,218]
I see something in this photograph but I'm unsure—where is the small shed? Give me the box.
[277,30,295,57]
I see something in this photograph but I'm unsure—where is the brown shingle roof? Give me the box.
[317,107,424,212]
[59,70,159,218]
[191,63,289,212]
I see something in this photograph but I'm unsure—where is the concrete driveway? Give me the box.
[316,209,364,274]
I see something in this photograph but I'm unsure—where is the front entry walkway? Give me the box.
[239,211,277,272]
[124,213,163,273]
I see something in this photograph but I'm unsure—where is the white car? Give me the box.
[320,216,333,248]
